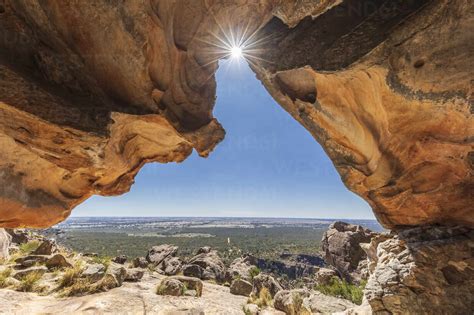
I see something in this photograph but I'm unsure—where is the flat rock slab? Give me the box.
[0,274,247,314]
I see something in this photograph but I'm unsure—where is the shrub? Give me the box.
[61,278,93,297]
[15,271,43,292]
[314,277,366,305]
[19,240,40,255]
[59,263,83,288]
[249,266,261,280]
[0,269,12,288]
[248,287,272,308]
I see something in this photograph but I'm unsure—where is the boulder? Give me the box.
[45,254,72,269]
[132,257,148,268]
[156,278,185,296]
[13,266,48,280]
[0,229,11,260]
[107,263,127,286]
[112,255,127,264]
[162,256,182,275]
[168,275,203,297]
[230,279,253,296]
[32,240,56,255]
[196,246,211,254]
[182,264,205,279]
[226,256,256,281]
[183,248,226,282]
[146,245,178,265]
[94,273,121,291]
[314,268,338,285]
[274,289,311,315]
[124,268,145,282]
[251,274,283,298]
[82,263,106,282]
[321,221,375,282]
[304,291,355,313]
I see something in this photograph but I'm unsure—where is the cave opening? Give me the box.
[73,60,373,220]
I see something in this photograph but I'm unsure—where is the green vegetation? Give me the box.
[61,226,324,264]
[19,240,40,254]
[315,277,366,305]
[249,266,261,280]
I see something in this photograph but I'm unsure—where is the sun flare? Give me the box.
[231,46,243,58]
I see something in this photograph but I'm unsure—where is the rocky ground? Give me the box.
[2,222,472,314]
[0,223,366,314]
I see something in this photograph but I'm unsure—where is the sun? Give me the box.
[230,46,242,58]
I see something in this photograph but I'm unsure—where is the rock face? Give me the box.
[183,248,226,283]
[45,254,72,270]
[364,225,474,314]
[322,221,375,282]
[146,245,178,266]
[5,229,29,245]
[157,278,185,296]
[251,274,283,298]
[32,240,56,256]
[0,229,11,260]
[229,279,253,297]
[314,268,338,286]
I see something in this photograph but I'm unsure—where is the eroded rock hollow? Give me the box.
[0,0,472,229]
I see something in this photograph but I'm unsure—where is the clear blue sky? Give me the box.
[73,59,374,219]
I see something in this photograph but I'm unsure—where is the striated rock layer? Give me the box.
[363,226,474,314]
[0,0,472,229]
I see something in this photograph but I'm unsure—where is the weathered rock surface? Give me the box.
[0,273,247,314]
[168,276,204,298]
[304,291,356,314]
[230,279,253,297]
[162,256,183,276]
[183,248,226,283]
[81,263,106,282]
[314,268,338,286]
[124,268,145,282]
[322,221,375,282]
[5,229,29,244]
[364,225,474,314]
[32,240,56,256]
[157,278,185,296]
[227,256,256,281]
[251,274,283,298]
[112,255,127,265]
[146,244,178,266]
[45,254,72,270]
[132,256,148,269]
[107,263,127,286]
[0,229,11,260]
[273,289,311,315]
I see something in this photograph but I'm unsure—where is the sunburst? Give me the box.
[195,15,275,69]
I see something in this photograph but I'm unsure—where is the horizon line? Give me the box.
[68,215,377,221]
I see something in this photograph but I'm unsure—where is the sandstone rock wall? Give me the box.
[0,1,472,231]
[363,226,474,314]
